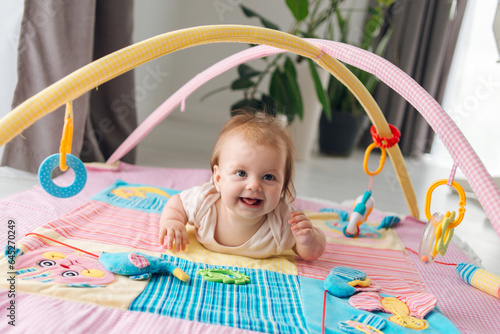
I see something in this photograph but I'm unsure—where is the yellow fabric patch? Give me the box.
[470,268,500,297]
[306,211,406,251]
[163,225,298,276]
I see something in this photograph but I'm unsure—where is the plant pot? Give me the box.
[319,110,369,157]
[289,61,329,161]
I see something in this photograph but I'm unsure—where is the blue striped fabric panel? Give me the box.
[130,255,308,333]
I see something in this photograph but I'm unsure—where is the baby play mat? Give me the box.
[1,163,499,333]
[1,25,500,333]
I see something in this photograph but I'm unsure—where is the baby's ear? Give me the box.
[213,165,221,192]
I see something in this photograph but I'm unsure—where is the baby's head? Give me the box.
[210,109,295,201]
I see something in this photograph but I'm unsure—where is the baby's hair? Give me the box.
[210,108,296,201]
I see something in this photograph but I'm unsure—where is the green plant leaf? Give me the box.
[237,64,261,79]
[240,5,280,30]
[285,0,309,22]
[284,57,297,80]
[269,69,290,120]
[269,68,299,123]
[261,94,278,116]
[231,77,254,90]
[300,31,317,39]
[377,0,396,6]
[282,63,303,121]
[373,25,393,56]
[336,10,348,43]
[307,59,331,121]
[269,68,285,105]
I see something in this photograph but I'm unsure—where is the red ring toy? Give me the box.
[370,124,401,148]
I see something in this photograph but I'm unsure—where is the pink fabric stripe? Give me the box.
[297,243,427,296]
[349,292,384,312]
[349,291,436,319]
[396,215,500,333]
[398,292,437,319]
[0,290,259,334]
[109,40,500,236]
[43,201,166,252]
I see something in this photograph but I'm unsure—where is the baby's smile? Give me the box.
[240,197,263,207]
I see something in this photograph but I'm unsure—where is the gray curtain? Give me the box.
[361,0,468,157]
[1,0,137,174]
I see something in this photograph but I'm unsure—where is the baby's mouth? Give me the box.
[240,197,262,207]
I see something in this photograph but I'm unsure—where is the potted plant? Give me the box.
[205,1,334,126]
[319,0,395,156]
[203,0,338,159]
[204,0,395,158]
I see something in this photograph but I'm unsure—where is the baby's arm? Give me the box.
[289,211,326,261]
[159,194,190,252]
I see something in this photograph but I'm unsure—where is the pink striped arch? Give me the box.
[107,40,500,237]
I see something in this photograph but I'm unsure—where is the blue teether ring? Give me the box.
[38,153,87,198]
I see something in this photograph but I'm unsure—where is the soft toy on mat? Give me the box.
[12,233,190,285]
[456,262,499,299]
[324,266,379,297]
[99,252,189,282]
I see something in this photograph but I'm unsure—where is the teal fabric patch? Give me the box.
[130,256,308,333]
[299,276,461,334]
[92,179,179,213]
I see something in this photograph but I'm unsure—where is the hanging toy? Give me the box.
[38,102,87,198]
[343,125,400,237]
[343,190,375,237]
[418,169,466,263]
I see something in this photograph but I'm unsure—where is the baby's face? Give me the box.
[213,134,286,225]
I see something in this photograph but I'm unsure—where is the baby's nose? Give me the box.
[246,177,262,191]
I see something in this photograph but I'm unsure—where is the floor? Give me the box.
[1,117,499,277]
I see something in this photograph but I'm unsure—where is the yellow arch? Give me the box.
[0,25,418,218]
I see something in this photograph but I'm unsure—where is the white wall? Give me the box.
[131,0,369,154]
[132,0,295,129]
[133,0,369,121]
[0,1,368,161]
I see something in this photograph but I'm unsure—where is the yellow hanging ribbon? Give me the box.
[59,102,74,172]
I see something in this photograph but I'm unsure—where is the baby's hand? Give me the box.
[288,211,315,246]
[289,210,326,261]
[159,220,189,252]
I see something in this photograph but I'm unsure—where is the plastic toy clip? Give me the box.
[418,180,466,263]
[363,143,386,177]
[59,102,74,172]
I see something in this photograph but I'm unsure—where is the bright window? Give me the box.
[430,0,500,176]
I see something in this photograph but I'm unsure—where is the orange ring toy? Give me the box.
[363,143,387,176]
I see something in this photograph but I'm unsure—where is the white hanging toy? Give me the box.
[343,125,399,238]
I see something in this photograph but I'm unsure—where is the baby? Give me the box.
[158,110,326,261]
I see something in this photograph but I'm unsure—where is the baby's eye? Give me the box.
[263,174,275,181]
[235,170,247,177]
